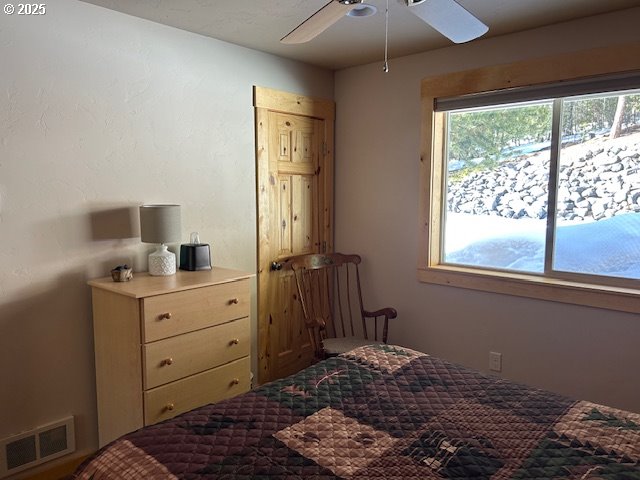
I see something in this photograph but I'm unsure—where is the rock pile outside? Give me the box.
[447,135,640,222]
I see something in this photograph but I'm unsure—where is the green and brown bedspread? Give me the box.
[73,345,640,479]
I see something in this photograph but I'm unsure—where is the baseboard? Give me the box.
[18,454,87,480]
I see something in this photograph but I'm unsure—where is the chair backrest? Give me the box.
[291,253,379,359]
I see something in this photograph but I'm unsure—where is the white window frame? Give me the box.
[418,43,640,314]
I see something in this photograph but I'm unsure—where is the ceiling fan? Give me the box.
[281,0,489,45]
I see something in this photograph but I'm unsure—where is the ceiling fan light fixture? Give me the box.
[346,3,377,17]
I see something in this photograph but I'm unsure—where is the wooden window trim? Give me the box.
[418,43,640,314]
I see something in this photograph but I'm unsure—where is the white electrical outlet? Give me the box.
[489,351,502,372]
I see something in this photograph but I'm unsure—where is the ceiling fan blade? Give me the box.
[407,0,488,44]
[281,1,360,44]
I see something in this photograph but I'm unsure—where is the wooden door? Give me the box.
[254,86,334,384]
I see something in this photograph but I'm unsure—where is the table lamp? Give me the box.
[139,204,181,276]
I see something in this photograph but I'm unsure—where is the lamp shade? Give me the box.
[139,204,181,244]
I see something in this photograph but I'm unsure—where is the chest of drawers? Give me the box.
[88,268,253,446]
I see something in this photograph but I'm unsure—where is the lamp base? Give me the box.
[148,244,176,276]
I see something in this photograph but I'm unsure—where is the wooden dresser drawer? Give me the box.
[143,317,250,389]
[144,356,251,425]
[142,278,250,342]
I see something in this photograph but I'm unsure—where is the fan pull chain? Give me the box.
[383,0,389,72]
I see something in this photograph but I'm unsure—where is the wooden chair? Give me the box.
[291,253,397,360]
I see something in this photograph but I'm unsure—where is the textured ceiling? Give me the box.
[80,0,640,70]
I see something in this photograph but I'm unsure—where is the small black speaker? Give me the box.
[179,233,211,271]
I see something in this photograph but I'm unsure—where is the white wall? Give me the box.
[0,0,333,473]
[335,9,640,413]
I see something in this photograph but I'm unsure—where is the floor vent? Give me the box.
[0,416,75,478]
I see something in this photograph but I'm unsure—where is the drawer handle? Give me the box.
[229,298,239,305]
[230,378,240,386]
[162,357,174,366]
[165,403,175,412]
[159,312,172,320]
[230,339,240,346]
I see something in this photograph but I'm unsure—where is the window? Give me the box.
[444,89,640,280]
[418,45,640,313]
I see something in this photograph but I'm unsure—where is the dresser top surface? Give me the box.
[88,267,254,298]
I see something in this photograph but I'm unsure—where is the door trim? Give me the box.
[254,86,335,384]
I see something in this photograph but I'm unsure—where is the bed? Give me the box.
[73,344,640,479]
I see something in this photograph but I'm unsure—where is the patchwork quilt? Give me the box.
[73,345,640,479]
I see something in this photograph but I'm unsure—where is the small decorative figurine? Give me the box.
[111,264,133,282]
